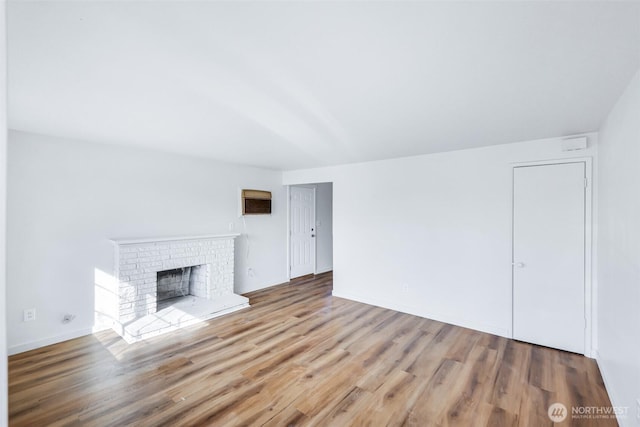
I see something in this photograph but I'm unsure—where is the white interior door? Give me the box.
[290,186,315,278]
[513,162,585,354]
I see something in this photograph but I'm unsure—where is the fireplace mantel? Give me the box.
[110,233,241,246]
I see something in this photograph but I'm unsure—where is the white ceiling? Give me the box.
[8,1,640,170]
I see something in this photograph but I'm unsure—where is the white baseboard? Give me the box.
[332,290,510,339]
[8,327,93,356]
[237,276,290,295]
[315,267,333,274]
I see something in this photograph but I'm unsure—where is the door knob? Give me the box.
[311,234,316,238]
[514,262,525,268]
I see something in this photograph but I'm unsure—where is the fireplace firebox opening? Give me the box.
[156,265,208,311]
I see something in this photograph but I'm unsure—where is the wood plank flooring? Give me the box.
[9,272,615,426]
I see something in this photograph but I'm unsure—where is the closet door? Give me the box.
[513,162,585,354]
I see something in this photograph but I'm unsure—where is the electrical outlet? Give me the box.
[401,283,409,293]
[228,222,235,231]
[247,268,254,277]
[23,308,36,322]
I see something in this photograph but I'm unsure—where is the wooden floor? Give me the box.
[9,272,614,426]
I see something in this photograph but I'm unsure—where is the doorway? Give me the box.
[288,183,333,279]
[512,161,590,354]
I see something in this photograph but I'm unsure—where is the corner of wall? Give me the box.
[0,1,8,425]
[596,67,640,427]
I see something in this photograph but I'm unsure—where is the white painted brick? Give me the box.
[121,287,136,299]
[126,273,147,281]
[120,314,136,323]
[120,252,138,260]
[114,236,237,328]
[119,263,138,272]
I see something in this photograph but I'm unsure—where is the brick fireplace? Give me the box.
[109,234,249,342]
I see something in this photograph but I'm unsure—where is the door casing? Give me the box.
[511,157,593,357]
[288,185,316,279]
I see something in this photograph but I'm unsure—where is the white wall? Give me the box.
[597,69,640,427]
[315,182,333,273]
[284,135,597,341]
[0,2,8,425]
[7,131,287,354]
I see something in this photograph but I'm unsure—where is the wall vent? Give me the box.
[242,189,272,215]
